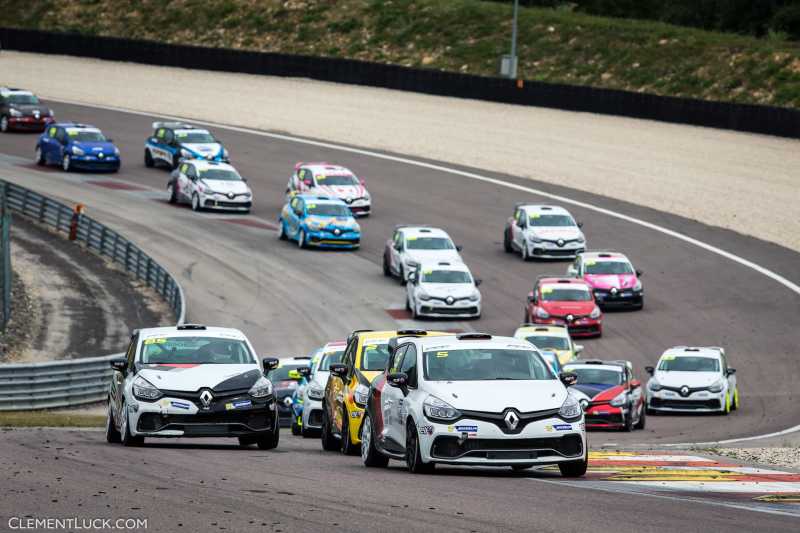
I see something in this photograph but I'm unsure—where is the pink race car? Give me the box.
[285,162,371,216]
[567,251,643,310]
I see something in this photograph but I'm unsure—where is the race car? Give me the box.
[645,346,738,415]
[295,341,346,437]
[504,204,586,260]
[567,251,643,309]
[359,332,588,476]
[144,122,229,169]
[267,356,312,427]
[563,359,645,431]
[524,277,602,338]
[278,195,361,249]
[513,324,583,365]
[286,162,371,216]
[321,329,446,454]
[35,123,121,172]
[167,160,253,212]
[406,261,482,319]
[383,226,463,284]
[105,324,280,448]
[0,87,54,132]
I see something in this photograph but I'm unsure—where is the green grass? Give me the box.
[0,411,105,428]
[2,0,799,107]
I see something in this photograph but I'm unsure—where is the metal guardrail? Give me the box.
[0,180,186,411]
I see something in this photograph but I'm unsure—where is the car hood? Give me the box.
[305,215,359,230]
[653,371,721,388]
[584,274,637,290]
[539,300,596,315]
[313,184,367,200]
[405,249,461,264]
[74,141,117,153]
[202,179,250,194]
[181,142,222,156]
[527,227,583,240]
[420,283,476,298]
[424,380,567,412]
[137,364,261,392]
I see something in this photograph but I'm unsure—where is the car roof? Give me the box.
[54,122,98,130]
[662,346,724,359]
[563,360,626,371]
[0,87,33,96]
[418,260,469,273]
[537,277,590,287]
[279,356,312,364]
[418,334,534,352]
[514,325,570,337]
[137,325,248,341]
[579,251,630,262]
[519,204,572,216]
[188,160,236,172]
[303,163,355,176]
[402,226,451,239]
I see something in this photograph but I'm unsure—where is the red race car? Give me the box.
[562,359,646,431]
[524,277,602,338]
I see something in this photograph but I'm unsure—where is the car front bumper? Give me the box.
[529,241,584,259]
[7,116,53,131]
[647,389,726,412]
[200,195,252,211]
[302,398,324,430]
[593,289,643,308]
[417,301,480,318]
[584,404,626,429]
[531,316,602,337]
[69,155,120,171]
[306,229,361,249]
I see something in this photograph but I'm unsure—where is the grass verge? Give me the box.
[0,411,105,428]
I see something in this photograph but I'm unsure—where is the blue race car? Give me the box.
[278,195,361,249]
[145,121,229,170]
[35,123,120,172]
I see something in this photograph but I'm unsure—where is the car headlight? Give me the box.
[406,260,419,270]
[534,307,549,319]
[648,379,662,392]
[364,191,371,201]
[249,376,273,398]
[9,108,22,117]
[468,290,481,302]
[528,233,543,243]
[633,280,643,291]
[71,146,85,156]
[590,306,601,319]
[114,147,120,156]
[307,385,324,401]
[352,222,361,232]
[132,375,162,401]
[708,379,725,393]
[47,109,54,117]
[418,291,432,301]
[353,384,369,406]
[558,394,582,420]
[423,395,461,421]
[576,236,586,244]
[180,148,191,158]
[610,391,626,407]
[222,148,229,159]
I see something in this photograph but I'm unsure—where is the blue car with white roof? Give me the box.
[278,195,361,249]
[144,121,229,170]
[35,123,120,172]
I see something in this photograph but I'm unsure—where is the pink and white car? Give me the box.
[567,251,643,310]
[286,162,371,216]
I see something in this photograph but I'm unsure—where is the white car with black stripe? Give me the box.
[167,159,253,212]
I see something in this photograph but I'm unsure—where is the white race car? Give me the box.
[359,332,587,476]
[504,204,586,260]
[406,261,482,319]
[167,159,253,212]
[383,226,463,284]
[287,162,371,216]
[645,346,739,414]
[106,324,280,448]
[300,341,346,437]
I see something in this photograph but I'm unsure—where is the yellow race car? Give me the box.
[513,324,583,365]
[321,329,444,454]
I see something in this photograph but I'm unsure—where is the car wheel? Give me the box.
[634,404,646,429]
[732,387,739,411]
[172,153,181,170]
[297,229,307,249]
[398,265,406,286]
[0,115,8,133]
[120,402,144,447]
[62,154,72,172]
[167,183,177,204]
[558,455,588,478]
[257,418,280,450]
[503,228,513,253]
[320,406,339,451]
[191,193,201,212]
[521,243,530,262]
[278,220,287,240]
[405,421,434,474]
[340,407,359,456]
[34,146,45,166]
[721,392,731,415]
[361,414,389,468]
[382,253,391,277]
[144,148,154,168]
[622,410,634,432]
[237,436,256,447]
[105,402,121,444]
[291,416,302,436]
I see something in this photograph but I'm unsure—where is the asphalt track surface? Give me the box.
[0,101,799,531]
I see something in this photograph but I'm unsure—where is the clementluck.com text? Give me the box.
[8,517,148,530]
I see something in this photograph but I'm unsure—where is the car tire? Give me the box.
[558,455,588,478]
[167,182,177,204]
[382,253,391,277]
[0,115,8,133]
[634,404,646,429]
[405,421,434,474]
[120,403,144,447]
[291,416,302,436]
[257,418,280,450]
[144,148,154,168]
[191,193,201,212]
[62,154,72,172]
[361,414,389,468]
[34,145,45,166]
[320,406,339,451]
[622,410,634,432]
[277,220,287,240]
[503,228,513,253]
[172,153,181,170]
[720,392,732,416]
[731,388,739,411]
[298,229,307,249]
[340,407,359,456]
[237,436,255,447]
[105,402,121,444]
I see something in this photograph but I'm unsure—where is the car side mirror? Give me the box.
[577,221,584,228]
[303,179,313,187]
[726,368,736,376]
[387,372,408,388]
[408,272,417,283]
[263,357,280,372]
[394,243,402,251]
[456,245,463,252]
[110,358,127,373]
[635,269,643,277]
[645,366,654,375]
[559,372,577,387]
[298,367,312,377]
[527,291,536,304]
[630,379,641,389]
[330,364,348,378]
[474,278,482,287]
[574,344,583,355]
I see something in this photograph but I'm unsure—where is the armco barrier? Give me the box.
[1,27,799,138]
[0,180,185,410]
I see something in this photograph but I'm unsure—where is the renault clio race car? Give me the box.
[513,324,583,365]
[525,277,603,338]
[35,123,121,172]
[295,341,346,437]
[105,324,280,448]
[145,122,229,169]
[383,226,463,284]
[0,87,54,132]
[645,346,738,414]
[167,160,253,212]
[406,261,482,319]
[568,251,643,309]
[563,360,645,431]
[278,195,361,249]
[287,162,371,216]
[359,332,587,476]
[504,204,586,260]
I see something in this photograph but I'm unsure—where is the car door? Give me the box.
[390,231,403,273]
[328,338,354,435]
[40,126,58,162]
[287,197,303,237]
[395,344,419,444]
[513,209,528,249]
[381,344,407,447]
[111,332,138,428]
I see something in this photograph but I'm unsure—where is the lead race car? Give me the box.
[286,162,372,216]
[504,204,586,260]
[0,87,54,132]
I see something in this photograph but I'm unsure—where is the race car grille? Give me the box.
[307,409,323,427]
[650,398,721,409]
[205,200,252,208]
[585,413,624,425]
[420,306,479,315]
[532,248,580,256]
[456,408,562,435]
[137,411,273,433]
[160,387,252,402]
[659,385,711,396]
[431,435,583,460]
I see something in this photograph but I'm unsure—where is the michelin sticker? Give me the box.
[170,400,191,410]
[225,399,252,411]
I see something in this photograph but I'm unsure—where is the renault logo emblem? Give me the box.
[504,410,520,431]
[566,314,575,322]
[680,386,690,397]
[227,192,235,199]
[557,239,565,246]
[610,287,618,295]
[446,296,455,305]
[199,389,214,408]
[334,228,341,235]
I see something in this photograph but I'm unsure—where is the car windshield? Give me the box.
[525,335,570,351]
[540,285,592,302]
[67,129,106,142]
[585,260,633,275]
[315,173,358,186]
[360,342,390,371]
[306,203,352,217]
[421,270,471,284]
[176,130,216,143]
[318,350,344,371]
[405,236,454,250]
[199,168,241,181]
[539,352,561,373]
[424,348,554,381]
[267,364,306,382]
[8,93,40,105]
[564,366,623,386]
[529,214,575,227]
[140,336,254,365]
[658,356,720,372]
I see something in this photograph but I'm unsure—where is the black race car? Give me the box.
[0,87,54,132]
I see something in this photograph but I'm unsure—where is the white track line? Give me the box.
[44,97,800,444]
